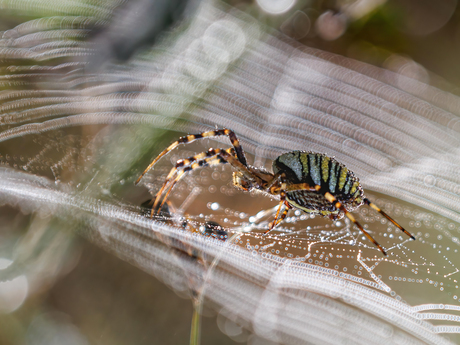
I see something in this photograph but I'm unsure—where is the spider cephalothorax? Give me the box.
[136,129,415,255]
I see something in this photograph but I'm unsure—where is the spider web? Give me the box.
[0,0,459,344]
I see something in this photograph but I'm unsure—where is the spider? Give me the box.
[136,129,415,255]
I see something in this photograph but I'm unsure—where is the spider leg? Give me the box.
[269,182,317,195]
[152,150,223,214]
[265,182,318,233]
[318,186,387,255]
[364,198,415,240]
[136,129,247,185]
[153,169,188,217]
[152,148,252,216]
[284,183,318,193]
[269,182,387,255]
[264,180,315,233]
[152,148,231,215]
[265,197,292,234]
[155,161,223,216]
[264,171,283,190]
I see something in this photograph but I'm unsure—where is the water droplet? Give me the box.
[423,175,436,187]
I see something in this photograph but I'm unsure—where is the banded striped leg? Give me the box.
[269,182,318,195]
[152,148,253,217]
[136,129,247,185]
[271,182,387,255]
[265,182,317,234]
[265,197,292,234]
[316,186,387,255]
[152,148,230,216]
[364,198,415,240]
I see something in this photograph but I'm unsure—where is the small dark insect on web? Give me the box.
[136,129,415,256]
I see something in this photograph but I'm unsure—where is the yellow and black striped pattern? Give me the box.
[272,151,363,216]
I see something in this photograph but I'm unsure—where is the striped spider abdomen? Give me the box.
[273,151,363,220]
